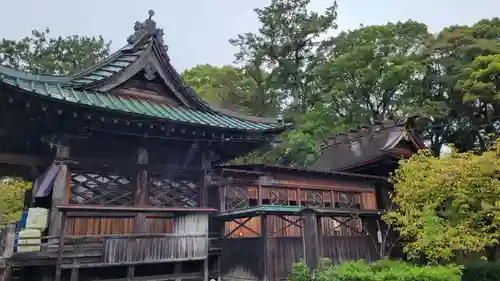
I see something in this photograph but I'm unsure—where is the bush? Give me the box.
[0,178,31,225]
[462,261,500,281]
[289,260,462,281]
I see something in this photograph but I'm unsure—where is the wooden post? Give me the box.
[134,147,148,233]
[261,214,268,281]
[201,152,212,208]
[70,259,79,281]
[54,210,67,281]
[174,262,182,281]
[220,177,231,212]
[204,258,209,281]
[317,216,323,258]
[49,142,69,238]
[301,209,320,269]
[257,182,263,206]
[127,265,135,281]
[1,223,16,259]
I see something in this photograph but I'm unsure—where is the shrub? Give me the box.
[289,260,462,281]
[288,262,311,281]
[462,261,500,281]
[0,178,31,225]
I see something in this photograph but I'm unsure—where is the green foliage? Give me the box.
[386,138,500,263]
[0,178,31,225]
[462,261,500,281]
[180,64,277,117]
[316,20,442,125]
[457,54,500,104]
[229,0,339,113]
[0,27,111,75]
[288,262,311,281]
[289,260,462,281]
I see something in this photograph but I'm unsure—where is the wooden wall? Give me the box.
[224,215,364,238]
[221,170,378,212]
[221,235,378,281]
[65,216,174,236]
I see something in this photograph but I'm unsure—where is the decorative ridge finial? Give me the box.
[127,10,168,51]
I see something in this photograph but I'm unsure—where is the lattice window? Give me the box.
[304,190,324,207]
[268,187,287,205]
[226,185,250,210]
[148,178,200,207]
[70,173,134,205]
[335,192,361,208]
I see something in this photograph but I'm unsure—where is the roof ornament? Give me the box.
[127,10,168,51]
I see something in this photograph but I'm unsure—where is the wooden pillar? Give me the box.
[204,258,209,281]
[261,214,268,281]
[317,215,323,258]
[301,209,320,269]
[54,210,67,281]
[201,152,212,208]
[70,259,79,281]
[0,223,15,281]
[257,181,263,206]
[1,222,16,259]
[220,177,231,212]
[134,147,148,233]
[49,142,70,237]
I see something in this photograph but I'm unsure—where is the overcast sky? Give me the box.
[0,0,498,71]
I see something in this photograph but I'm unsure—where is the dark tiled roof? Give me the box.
[310,118,425,171]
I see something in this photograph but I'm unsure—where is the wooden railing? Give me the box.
[13,232,209,265]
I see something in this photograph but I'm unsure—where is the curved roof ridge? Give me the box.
[70,44,133,82]
[0,64,71,83]
[152,42,282,125]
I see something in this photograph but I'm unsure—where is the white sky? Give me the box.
[0,0,498,71]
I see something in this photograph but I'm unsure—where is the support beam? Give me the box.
[0,152,49,167]
[134,147,149,233]
[201,151,212,208]
[54,211,67,281]
[261,214,268,281]
[301,209,320,269]
[48,142,70,237]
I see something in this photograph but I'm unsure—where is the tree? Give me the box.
[229,0,339,115]
[0,27,111,75]
[386,138,500,263]
[316,20,443,128]
[420,19,500,154]
[455,54,500,149]
[0,178,30,225]
[181,64,275,116]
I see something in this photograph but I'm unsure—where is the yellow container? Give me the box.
[25,207,49,230]
[17,229,42,253]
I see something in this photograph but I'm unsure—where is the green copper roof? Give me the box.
[0,11,288,133]
[215,205,383,219]
[0,72,282,131]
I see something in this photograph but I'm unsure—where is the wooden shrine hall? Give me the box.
[212,164,387,281]
[0,10,288,281]
[212,118,426,281]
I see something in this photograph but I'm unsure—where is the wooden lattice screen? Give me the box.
[70,173,201,207]
[148,178,200,207]
[70,173,134,206]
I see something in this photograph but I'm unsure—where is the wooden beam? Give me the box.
[301,209,320,269]
[0,152,49,167]
[135,147,149,234]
